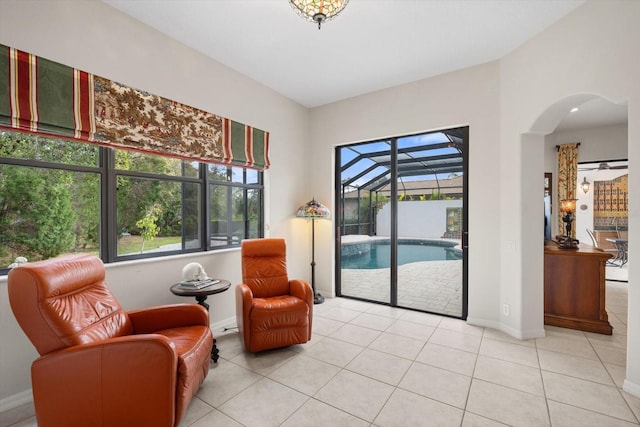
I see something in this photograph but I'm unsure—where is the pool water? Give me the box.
[341,241,460,269]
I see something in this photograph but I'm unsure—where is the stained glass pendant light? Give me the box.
[289,0,349,30]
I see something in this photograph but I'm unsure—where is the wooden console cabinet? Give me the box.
[544,243,613,334]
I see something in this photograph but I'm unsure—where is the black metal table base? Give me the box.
[196,295,210,311]
[195,296,219,362]
[169,280,232,364]
[211,339,219,363]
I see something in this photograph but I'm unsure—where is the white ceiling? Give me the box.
[102,0,627,129]
[555,97,628,132]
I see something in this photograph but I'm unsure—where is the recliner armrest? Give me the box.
[235,283,254,350]
[128,303,210,333]
[289,279,313,307]
[31,335,179,427]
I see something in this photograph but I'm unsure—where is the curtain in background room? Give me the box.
[557,143,579,238]
[0,44,270,170]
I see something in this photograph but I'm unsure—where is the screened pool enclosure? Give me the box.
[335,127,468,318]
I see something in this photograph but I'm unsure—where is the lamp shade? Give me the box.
[289,0,349,29]
[560,199,578,213]
[581,177,591,193]
[296,198,331,219]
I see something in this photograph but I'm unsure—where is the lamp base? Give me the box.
[313,292,325,305]
[557,237,579,249]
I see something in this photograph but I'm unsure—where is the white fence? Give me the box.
[376,200,463,238]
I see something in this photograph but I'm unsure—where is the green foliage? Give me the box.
[135,204,162,253]
[115,150,183,237]
[0,132,102,266]
[0,165,77,261]
[342,192,389,235]
[117,235,181,255]
[429,192,451,200]
[397,192,450,201]
[0,131,98,165]
[1,131,259,264]
[70,173,100,251]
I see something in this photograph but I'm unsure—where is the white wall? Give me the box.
[309,61,501,326]
[0,0,310,407]
[377,200,464,238]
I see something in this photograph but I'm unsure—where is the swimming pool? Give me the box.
[341,239,460,269]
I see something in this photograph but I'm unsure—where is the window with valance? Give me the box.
[0,44,270,170]
[0,44,267,271]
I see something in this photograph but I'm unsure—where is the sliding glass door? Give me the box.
[336,140,391,304]
[335,127,468,318]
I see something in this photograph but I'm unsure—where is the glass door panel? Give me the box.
[336,127,467,319]
[395,133,464,317]
[337,140,391,304]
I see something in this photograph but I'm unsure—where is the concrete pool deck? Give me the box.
[340,236,463,317]
[340,260,463,316]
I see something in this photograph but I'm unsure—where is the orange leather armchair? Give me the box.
[236,238,313,352]
[8,254,213,427]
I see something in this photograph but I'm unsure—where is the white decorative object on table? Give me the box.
[8,256,28,269]
[181,262,208,282]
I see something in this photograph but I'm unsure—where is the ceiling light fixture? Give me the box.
[289,0,349,30]
[570,107,579,113]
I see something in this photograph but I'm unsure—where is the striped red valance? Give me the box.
[0,44,270,170]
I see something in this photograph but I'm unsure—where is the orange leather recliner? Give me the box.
[7,254,213,427]
[236,238,313,352]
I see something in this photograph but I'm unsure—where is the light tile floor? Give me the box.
[2,281,638,427]
[607,262,629,282]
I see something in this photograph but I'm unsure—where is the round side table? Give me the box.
[170,279,231,362]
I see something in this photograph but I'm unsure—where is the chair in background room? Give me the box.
[236,238,313,352]
[586,228,600,247]
[8,254,213,427]
[615,228,629,266]
[587,228,623,266]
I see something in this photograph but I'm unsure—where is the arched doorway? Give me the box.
[521,92,629,366]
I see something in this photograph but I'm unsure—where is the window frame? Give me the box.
[0,132,264,274]
[206,166,264,249]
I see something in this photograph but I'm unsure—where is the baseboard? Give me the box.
[518,328,546,340]
[623,379,640,398]
[465,317,501,330]
[500,323,546,340]
[466,317,545,340]
[0,389,32,413]
[210,316,237,334]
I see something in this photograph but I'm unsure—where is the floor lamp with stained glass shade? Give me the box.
[296,198,331,304]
